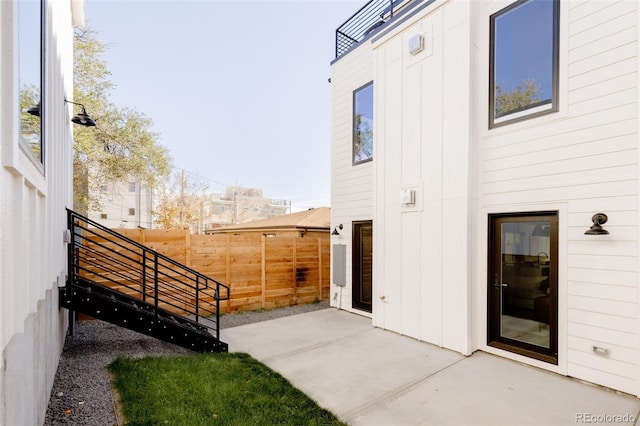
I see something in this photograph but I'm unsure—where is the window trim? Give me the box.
[488,0,559,129]
[18,0,45,171]
[352,81,374,166]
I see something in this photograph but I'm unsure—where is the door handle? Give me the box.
[493,283,508,288]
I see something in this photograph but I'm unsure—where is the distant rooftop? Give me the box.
[335,0,419,59]
[209,207,330,233]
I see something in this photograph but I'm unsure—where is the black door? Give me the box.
[352,221,372,312]
[488,212,558,364]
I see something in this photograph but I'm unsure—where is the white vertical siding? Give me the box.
[0,0,76,423]
[330,42,374,315]
[369,0,473,353]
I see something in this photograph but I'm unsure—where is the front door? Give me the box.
[353,221,372,312]
[488,212,558,364]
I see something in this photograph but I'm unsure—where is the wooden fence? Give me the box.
[102,229,330,313]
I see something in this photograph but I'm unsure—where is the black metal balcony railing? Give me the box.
[335,0,413,58]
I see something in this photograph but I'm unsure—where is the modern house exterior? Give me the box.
[330,0,640,396]
[1,0,84,423]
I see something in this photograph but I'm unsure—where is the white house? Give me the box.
[330,0,640,395]
[1,1,85,424]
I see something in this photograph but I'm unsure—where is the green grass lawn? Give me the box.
[109,353,346,426]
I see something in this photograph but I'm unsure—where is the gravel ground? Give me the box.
[44,301,330,425]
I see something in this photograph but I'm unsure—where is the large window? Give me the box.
[353,82,373,165]
[489,0,559,128]
[18,0,43,164]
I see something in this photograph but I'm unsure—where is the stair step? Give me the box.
[65,281,227,353]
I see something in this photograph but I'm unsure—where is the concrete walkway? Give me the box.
[222,308,640,426]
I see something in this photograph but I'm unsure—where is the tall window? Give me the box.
[19,0,43,164]
[353,82,373,165]
[489,0,559,128]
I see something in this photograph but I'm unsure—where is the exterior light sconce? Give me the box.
[65,99,96,127]
[331,224,343,236]
[26,98,97,127]
[585,213,609,235]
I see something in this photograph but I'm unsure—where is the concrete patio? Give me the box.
[223,308,640,426]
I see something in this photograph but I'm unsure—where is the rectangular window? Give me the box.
[100,213,107,219]
[128,182,136,192]
[129,208,135,216]
[19,0,43,165]
[353,82,373,165]
[489,0,559,128]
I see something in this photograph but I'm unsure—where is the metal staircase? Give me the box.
[60,209,230,352]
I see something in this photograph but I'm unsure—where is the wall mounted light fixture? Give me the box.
[27,98,97,127]
[331,224,343,236]
[65,99,96,127]
[585,213,609,235]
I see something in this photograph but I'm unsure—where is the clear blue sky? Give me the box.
[85,0,361,211]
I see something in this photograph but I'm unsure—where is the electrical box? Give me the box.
[332,244,347,286]
[408,34,424,55]
[401,189,416,205]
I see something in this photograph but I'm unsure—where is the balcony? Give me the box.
[335,0,418,59]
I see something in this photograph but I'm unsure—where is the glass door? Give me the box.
[488,213,558,364]
[352,221,372,312]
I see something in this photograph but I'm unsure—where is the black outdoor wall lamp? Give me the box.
[585,213,609,235]
[331,224,343,236]
[65,99,96,126]
[27,98,97,127]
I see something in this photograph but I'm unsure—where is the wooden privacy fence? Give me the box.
[95,228,330,314]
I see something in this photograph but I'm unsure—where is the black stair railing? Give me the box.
[66,208,230,346]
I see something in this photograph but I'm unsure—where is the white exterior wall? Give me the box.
[330,41,374,315]
[331,0,640,396]
[370,0,473,354]
[0,1,78,424]
[473,0,640,395]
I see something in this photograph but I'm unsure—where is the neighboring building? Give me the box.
[201,186,290,232]
[330,0,640,395]
[208,207,331,237]
[89,178,154,229]
[1,1,85,424]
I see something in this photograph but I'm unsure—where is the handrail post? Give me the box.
[195,276,200,324]
[153,251,159,320]
[142,248,147,303]
[215,283,220,344]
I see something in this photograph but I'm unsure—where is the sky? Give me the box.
[85,0,362,212]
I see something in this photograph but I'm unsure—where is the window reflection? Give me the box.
[19,0,42,163]
[500,221,551,349]
[353,82,373,164]
[490,0,558,127]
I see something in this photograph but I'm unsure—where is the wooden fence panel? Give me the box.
[86,228,330,314]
